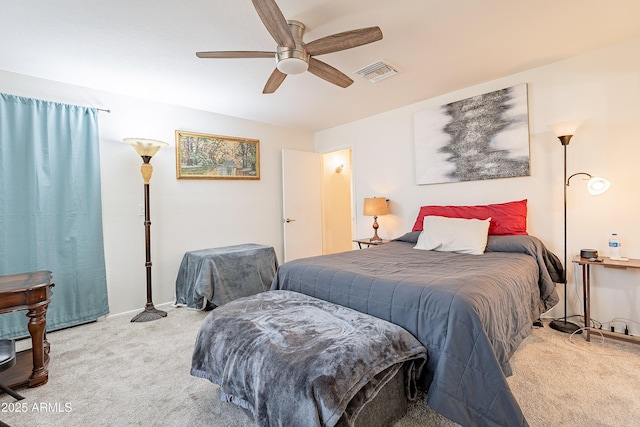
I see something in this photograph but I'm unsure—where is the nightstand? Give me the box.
[573,255,640,344]
[353,238,390,249]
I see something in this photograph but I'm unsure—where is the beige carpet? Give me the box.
[1,305,639,427]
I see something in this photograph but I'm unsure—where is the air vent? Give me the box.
[354,61,398,83]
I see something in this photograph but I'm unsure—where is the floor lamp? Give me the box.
[548,123,610,334]
[123,138,169,323]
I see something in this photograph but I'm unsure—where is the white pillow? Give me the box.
[414,216,491,255]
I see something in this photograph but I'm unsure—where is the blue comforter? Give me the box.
[270,234,561,427]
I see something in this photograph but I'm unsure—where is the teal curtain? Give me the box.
[0,93,109,338]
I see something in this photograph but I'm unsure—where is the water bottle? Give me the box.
[609,233,621,260]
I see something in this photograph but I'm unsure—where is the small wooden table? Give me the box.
[0,271,54,389]
[573,256,640,344]
[353,238,390,249]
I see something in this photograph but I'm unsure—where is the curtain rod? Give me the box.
[97,108,111,113]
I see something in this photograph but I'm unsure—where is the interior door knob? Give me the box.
[285,218,296,223]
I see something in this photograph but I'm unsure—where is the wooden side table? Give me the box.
[353,238,390,249]
[0,270,54,389]
[573,256,640,344]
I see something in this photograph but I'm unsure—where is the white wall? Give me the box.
[0,70,314,315]
[315,37,640,334]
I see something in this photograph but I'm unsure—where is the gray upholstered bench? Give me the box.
[191,290,427,427]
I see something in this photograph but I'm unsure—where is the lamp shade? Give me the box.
[586,176,611,195]
[123,138,169,157]
[549,121,582,138]
[363,197,389,216]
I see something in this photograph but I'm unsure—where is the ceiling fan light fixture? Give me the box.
[275,20,309,75]
[277,57,308,74]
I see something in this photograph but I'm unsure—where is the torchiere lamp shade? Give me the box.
[123,138,169,158]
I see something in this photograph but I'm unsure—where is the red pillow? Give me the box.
[412,199,528,236]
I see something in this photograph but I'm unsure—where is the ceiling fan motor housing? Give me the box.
[276,20,309,74]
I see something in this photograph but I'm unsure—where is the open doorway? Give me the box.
[281,148,352,261]
[321,149,353,254]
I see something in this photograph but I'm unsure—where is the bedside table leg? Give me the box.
[582,264,591,342]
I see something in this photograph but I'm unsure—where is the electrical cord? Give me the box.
[564,327,639,357]
[610,317,640,328]
[545,313,583,322]
[589,318,603,330]
[569,327,605,345]
[602,318,638,335]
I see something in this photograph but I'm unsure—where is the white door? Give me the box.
[282,149,323,262]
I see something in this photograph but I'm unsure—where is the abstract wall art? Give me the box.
[414,83,530,185]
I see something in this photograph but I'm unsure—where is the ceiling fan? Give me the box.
[196,0,383,94]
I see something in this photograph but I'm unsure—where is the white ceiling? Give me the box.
[2,0,640,132]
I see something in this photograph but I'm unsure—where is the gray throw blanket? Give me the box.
[174,244,278,309]
[191,290,427,427]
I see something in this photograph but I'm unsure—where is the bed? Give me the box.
[270,226,561,427]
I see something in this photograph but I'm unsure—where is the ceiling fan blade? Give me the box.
[252,0,295,48]
[196,51,275,59]
[263,68,287,94]
[307,58,353,88]
[305,27,383,56]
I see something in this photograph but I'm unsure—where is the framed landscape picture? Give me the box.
[175,130,260,180]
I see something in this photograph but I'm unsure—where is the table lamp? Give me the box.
[363,197,389,242]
